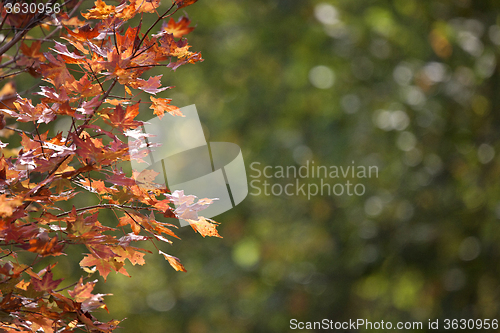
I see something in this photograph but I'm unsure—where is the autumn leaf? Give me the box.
[114,246,147,266]
[187,217,222,238]
[39,53,75,87]
[2,97,56,123]
[69,277,111,312]
[118,233,150,247]
[167,190,218,221]
[149,96,183,118]
[0,81,17,111]
[15,279,30,291]
[106,169,137,186]
[31,269,62,292]
[82,0,116,20]
[130,0,161,13]
[68,277,96,303]
[118,213,142,235]
[159,250,186,272]
[80,254,129,281]
[51,41,86,64]
[21,232,65,256]
[128,75,170,95]
[161,16,195,38]
[175,0,198,10]
[103,103,143,130]
[64,24,100,42]
[20,40,45,61]
[0,194,23,218]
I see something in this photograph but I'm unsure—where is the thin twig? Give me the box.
[131,3,177,58]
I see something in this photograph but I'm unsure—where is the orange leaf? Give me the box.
[130,0,161,13]
[23,232,65,256]
[187,217,222,238]
[113,246,147,266]
[15,279,30,291]
[20,41,44,61]
[82,0,116,20]
[80,253,129,281]
[161,16,195,38]
[118,214,142,235]
[159,250,186,272]
[150,96,183,118]
[103,103,143,130]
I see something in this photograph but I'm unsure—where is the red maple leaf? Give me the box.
[31,269,62,292]
[104,103,143,130]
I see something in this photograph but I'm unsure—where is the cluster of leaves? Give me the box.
[0,0,222,331]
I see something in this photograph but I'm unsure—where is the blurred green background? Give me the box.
[6,0,500,332]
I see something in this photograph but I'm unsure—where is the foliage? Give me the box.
[99,0,500,332]
[0,0,223,331]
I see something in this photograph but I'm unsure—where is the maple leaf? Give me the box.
[82,0,116,20]
[114,246,147,266]
[37,86,70,104]
[167,51,203,71]
[115,26,141,56]
[31,269,62,292]
[76,96,101,115]
[161,16,195,38]
[80,253,129,281]
[115,2,137,20]
[103,103,143,130]
[1,97,56,123]
[118,233,150,247]
[187,216,222,238]
[0,81,17,111]
[15,279,30,291]
[20,40,45,61]
[130,0,161,13]
[21,232,65,256]
[106,169,137,186]
[58,13,86,27]
[132,169,160,187]
[39,53,75,87]
[150,96,183,118]
[50,41,85,64]
[66,75,101,98]
[69,278,110,312]
[64,23,100,42]
[159,250,186,272]
[87,244,118,260]
[167,190,218,221]
[118,213,142,235]
[0,194,22,218]
[68,277,96,303]
[128,75,170,95]
[175,0,198,10]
